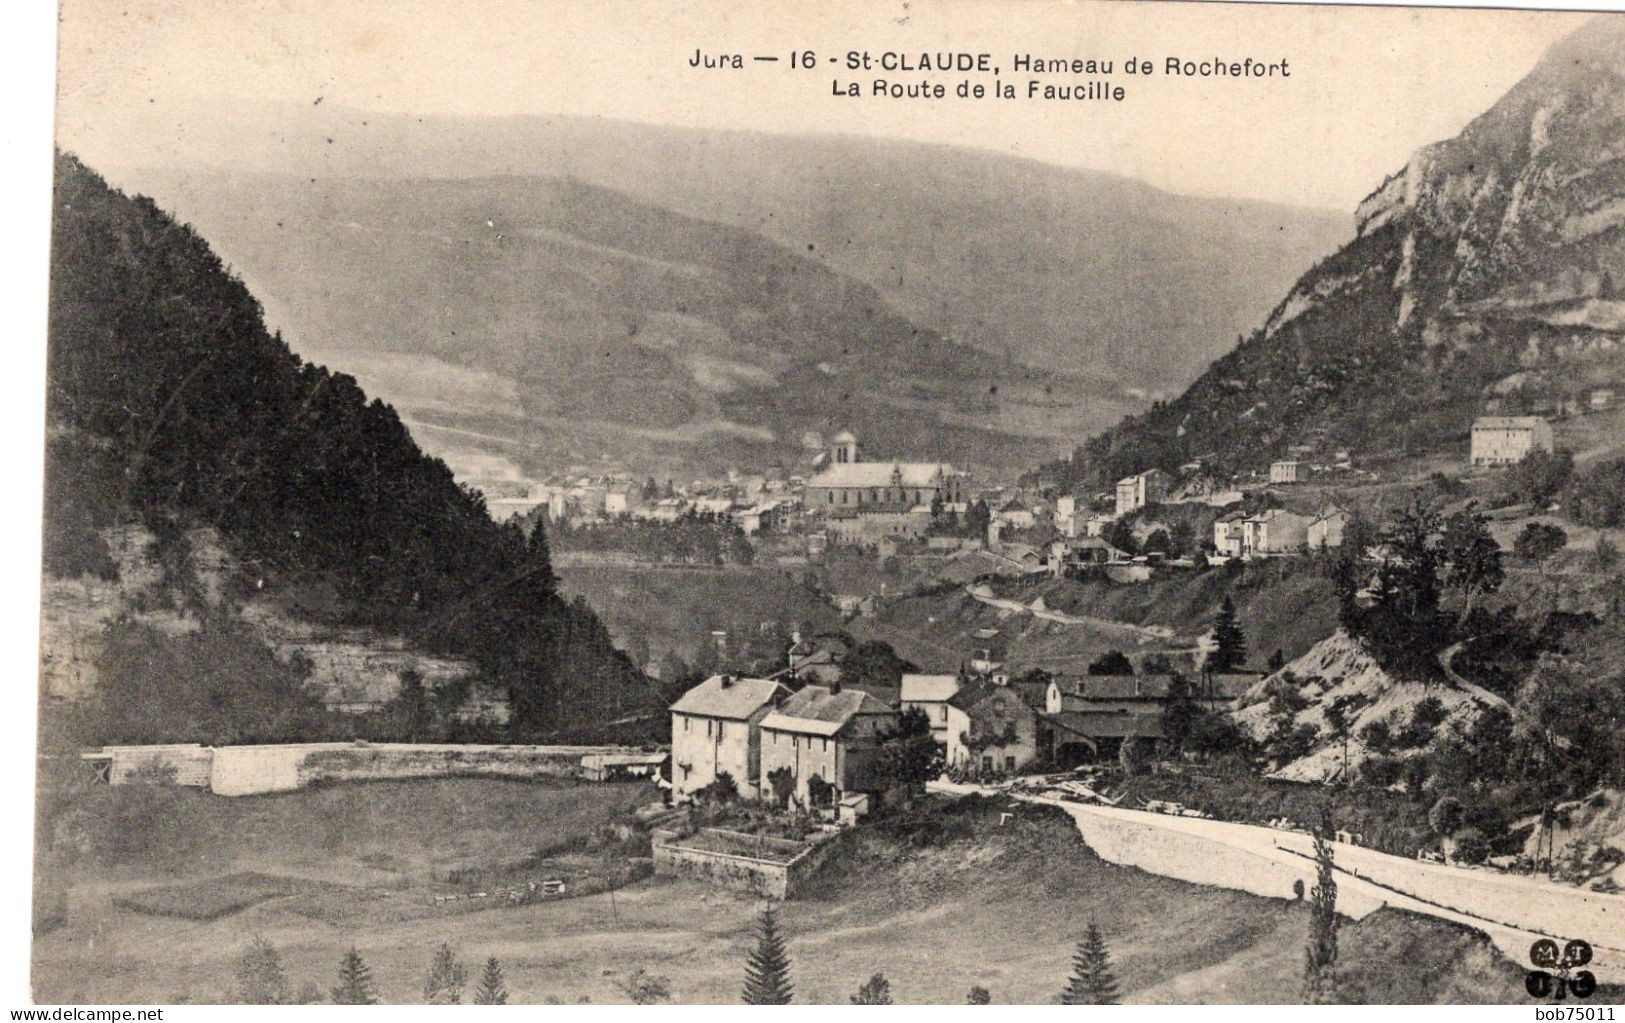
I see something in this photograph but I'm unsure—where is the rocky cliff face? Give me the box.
[1348,21,1625,333]
[1076,18,1625,481]
[39,525,493,720]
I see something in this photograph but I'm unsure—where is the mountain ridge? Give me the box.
[77,101,1349,398]
[118,167,1093,481]
[1052,16,1625,489]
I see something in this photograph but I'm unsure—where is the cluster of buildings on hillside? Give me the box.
[668,661,1258,813]
[486,471,802,534]
[488,402,1599,587]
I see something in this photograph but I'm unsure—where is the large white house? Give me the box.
[1240,508,1315,555]
[1115,470,1169,517]
[899,673,960,743]
[758,685,897,808]
[669,675,789,802]
[1470,416,1553,466]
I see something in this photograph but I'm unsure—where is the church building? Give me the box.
[801,431,966,513]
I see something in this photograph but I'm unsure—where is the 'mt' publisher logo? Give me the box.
[1527,938,1596,1000]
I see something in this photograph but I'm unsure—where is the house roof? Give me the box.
[841,682,900,707]
[1010,680,1050,710]
[1058,675,1175,700]
[670,675,788,720]
[760,685,896,737]
[1045,710,1165,739]
[1205,672,1263,698]
[949,679,1036,716]
[1472,416,1547,430]
[946,677,999,711]
[1117,469,1169,485]
[1245,508,1314,526]
[900,674,960,703]
[806,462,959,489]
[1068,536,1129,558]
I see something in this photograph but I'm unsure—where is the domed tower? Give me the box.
[831,430,860,465]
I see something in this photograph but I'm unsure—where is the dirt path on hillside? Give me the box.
[965,584,1183,642]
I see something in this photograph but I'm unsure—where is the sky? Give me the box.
[54,0,1599,211]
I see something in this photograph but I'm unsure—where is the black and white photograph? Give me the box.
[20,0,1625,1006]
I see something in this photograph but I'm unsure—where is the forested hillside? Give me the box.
[44,151,654,742]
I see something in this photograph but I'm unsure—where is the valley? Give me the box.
[34,5,1625,1007]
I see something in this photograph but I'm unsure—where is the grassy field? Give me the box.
[34,783,1532,1004]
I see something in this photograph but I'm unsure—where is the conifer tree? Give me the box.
[331,947,379,1005]
[1060,923,1119,1004]
[966,985,991,1004]
[423,942,468,1004]
[1303,811,1341,1003]
[851,973,893,1004]
[473,958,508,1005]
[234,935,290,1004]
[741,905,793,1004]
[1209,596,1247,672]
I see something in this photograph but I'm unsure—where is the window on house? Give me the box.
[822,737,828,751]
[1005,755,1016,771]
[706,720,713,737]
[982,756,993,773]
[682,717,690,732]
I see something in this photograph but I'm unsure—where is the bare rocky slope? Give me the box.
[1061,17,1625,486]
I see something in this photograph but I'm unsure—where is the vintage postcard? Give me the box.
[29,0,1625,1007]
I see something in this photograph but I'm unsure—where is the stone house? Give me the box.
[1115,469,1170,517]
[1469,416,1553,466]
[758,685,897,808]
[899,673,961,743]
[944,679,1040,776]
[1308,506,1350,549]
[1213,509,1247,557]
[670,674,790,802]
[1269,460,1303,484]
[1240,508,1315,555]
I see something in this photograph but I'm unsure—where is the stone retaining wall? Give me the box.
[92,742,642,796]
[653,828,852,899]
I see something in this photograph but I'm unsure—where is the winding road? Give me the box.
[932,780,1625,983]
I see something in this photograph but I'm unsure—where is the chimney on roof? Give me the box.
[829,679,842,695]
[720,674,734,689]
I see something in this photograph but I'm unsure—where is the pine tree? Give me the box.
[234,935,290,1004]
[851,973,893,1004]
[473,958,508,1005]
[966,985,991,1004]
[741,905,793,1004]
[1060,923,1119,1004]
[423,942,468,1004]
[1303,810,1341,1003]
[331,947,379,1005]
[1209,595,1247,672]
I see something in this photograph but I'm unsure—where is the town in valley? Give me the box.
[30,2,1625,1007]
